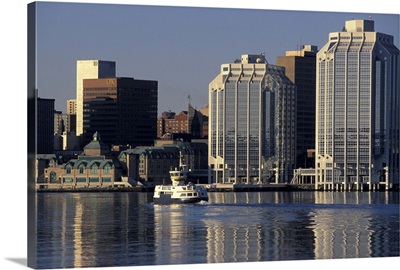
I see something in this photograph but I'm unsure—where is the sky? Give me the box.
[33,1,399,114]
[0,1,399,270]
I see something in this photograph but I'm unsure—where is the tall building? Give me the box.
[54,110,66,135]
[37,97,55,154]
[76,60,116,136]
[277,45,317,169]
[66,99,77,115]
[316,19,399,190]
[208,54,297,184]
[82,77,158,147]
[66,99,76,133]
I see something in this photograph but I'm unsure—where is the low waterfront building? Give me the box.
[118,141,208,186]
[37,132,127,190]
[119,146,180,187]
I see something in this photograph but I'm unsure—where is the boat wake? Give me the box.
[197,200,211,205]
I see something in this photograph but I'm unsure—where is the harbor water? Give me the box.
[36,191,399,269]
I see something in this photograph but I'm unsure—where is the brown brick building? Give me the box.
[82,77,158,147]
[157,102,208,139]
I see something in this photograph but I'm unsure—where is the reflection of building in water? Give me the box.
[311,208,373,259]
[73,196,83,267]
[204,220,264,262]
[310,192,396,259]
[153,205,208,265]
[203,193,315,262]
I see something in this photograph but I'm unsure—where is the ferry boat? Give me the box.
[153,153,208,204]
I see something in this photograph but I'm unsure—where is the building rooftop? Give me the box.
[83,131,110,155]
[344,19,374,32]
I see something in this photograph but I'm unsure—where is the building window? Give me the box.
[77,177,86,183]
[90,164,98,174]
[50,171,57,183]
[104,164,111,174]
[65,165,72,174]
[64,178,73,183]
[103,177,112,183]
[90,177,99,183]
[79,165,85,174]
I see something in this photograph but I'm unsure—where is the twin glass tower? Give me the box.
[316,19,399,190]
[209,19,399,190]
[208,54,296,184]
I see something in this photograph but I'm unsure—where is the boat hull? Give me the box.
[153,194,204,205]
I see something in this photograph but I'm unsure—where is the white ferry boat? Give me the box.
[153,153,208,204]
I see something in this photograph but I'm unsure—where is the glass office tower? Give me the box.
[316,19,399,190]
[209,54,296,184]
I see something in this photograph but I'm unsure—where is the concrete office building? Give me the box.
[76,60,116,136]
[209,54,297,184]
[315,19,399,190]
[277,45,318,169]
[67,99,77,115]
[82,77,158,147]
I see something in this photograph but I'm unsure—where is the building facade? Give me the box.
[118,141,208,186]
[76,60,116,136]
[37,97,55,154]
[315,19,399,190]
[38,132,125,190]
[208,54,297,184]
[66,99,77,133]
[82,77,158,147]
[67,99,77,115]
[157,102,206,139]
[277,45,317,169]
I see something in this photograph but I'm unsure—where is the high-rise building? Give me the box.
[37,97,55,154]
[66,99,76,133]
[66,99,77,115]
[316,19,399,190]
[82,77,158,147]
[277,45,317,169]
[208,54,297,184]
[76,60,116,136]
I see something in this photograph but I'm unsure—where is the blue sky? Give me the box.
[33,1,399,114]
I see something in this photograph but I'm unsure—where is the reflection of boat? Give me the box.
[153,153,208,204]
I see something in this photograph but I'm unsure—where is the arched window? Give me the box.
[65,165,72,174]
[90,163,98,174]
[50,171,57,183]
[104,163,111,174]
[78,165,85,174]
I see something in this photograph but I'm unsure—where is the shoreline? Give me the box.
[35,184,399,193]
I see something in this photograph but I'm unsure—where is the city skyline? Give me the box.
[34,2,399,114]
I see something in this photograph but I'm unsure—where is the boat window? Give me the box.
[182,187,186,190]
[180,193,186,197]
[194,193,197,196]
[188,193,193,197]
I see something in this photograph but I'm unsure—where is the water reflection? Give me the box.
[36,191,399,269]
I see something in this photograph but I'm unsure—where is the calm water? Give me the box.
[36,191,399,269]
